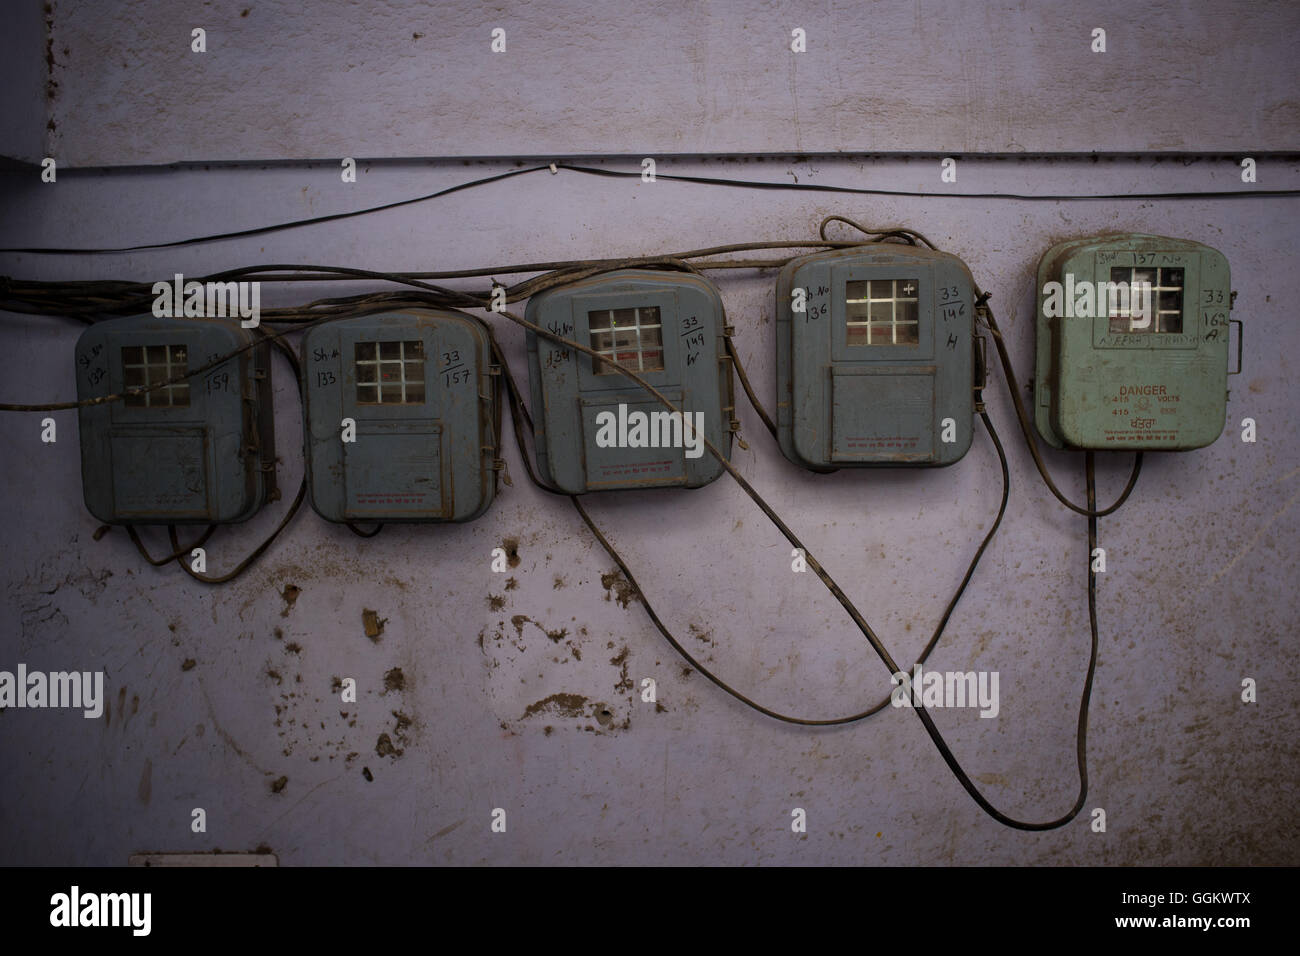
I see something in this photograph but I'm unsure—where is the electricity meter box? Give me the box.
[302,309,499,523]
[776,246,977,468]
[75,314,277,524]
[1034,234,1235,451]
[525,269,735,494]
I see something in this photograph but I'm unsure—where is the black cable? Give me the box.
[165,482,305,585]
[491,320,1012,725]
[4,249,877,412]
[0,165,555,255]
[977,295,1143,517]
[126,524,216,566]
[574,413,1012,725]
[556,163,1299,202]
[5,229,1120,825]
[4,160,1294,257]
[470,256,1129,828]
[895,452,1100,831]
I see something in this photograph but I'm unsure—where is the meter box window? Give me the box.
[776,246,976,468]
[525,269,734,494]
[1034,234,1234,451]
[75,315,277,524]
[302,309,498,523]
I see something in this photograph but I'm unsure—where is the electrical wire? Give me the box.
[1,247,874,412]
[491,319,1012,725]
[4,162,1295,257]
[0,219,1134,826]
[556,163,1300,202]
[978,297,1143,517]
[127,524,216,566]
[0,165,555,255]
[470,266,1118,828]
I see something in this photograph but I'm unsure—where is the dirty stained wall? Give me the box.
[0,0,1297,866]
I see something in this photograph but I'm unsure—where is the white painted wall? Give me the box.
[15,0,1300,165]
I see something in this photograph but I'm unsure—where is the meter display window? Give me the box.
[588,307,664,375]
[121,344,190,408]
[355,340,425,405]
[845,279,920,345]
[1107,266,1184,334]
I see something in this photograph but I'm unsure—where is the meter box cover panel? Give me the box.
[776,246,976,468]
[525,269,734,494]
[302,310,497,523]
[1034,234,1232,451]
[75,314,276,524]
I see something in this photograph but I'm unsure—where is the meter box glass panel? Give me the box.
[302,309,498,523]
[776,246,976,468]
[524,269,733,494]
[75,315,277,524]
[1034,234,1232,451]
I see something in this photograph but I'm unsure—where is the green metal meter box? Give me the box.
[525,269,734,494]
[302,310,498,523]
[776,246,976,468]
[1035,234,1234,451]
[75,315,277,524]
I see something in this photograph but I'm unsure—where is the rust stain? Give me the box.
[522,693,589,719]
[362,608,386,640]
[600,570,641,608]
[279,584,301,617]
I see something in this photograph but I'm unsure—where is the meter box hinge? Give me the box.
[718,333,742,439]
[972,332,988,414]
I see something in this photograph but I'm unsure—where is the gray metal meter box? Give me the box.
[302,310,498,523]
[524,269,734,494]
[75,314,277,524]
[776,246,976,468]
[1034,234,1234,451]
